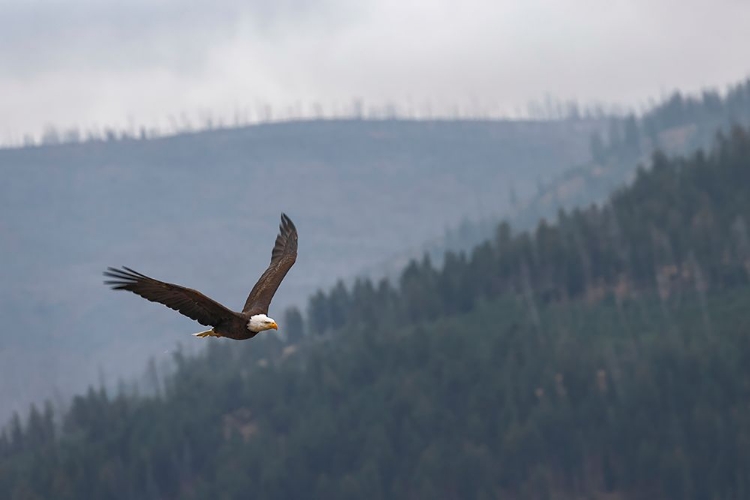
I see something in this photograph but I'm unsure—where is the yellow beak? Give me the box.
[269,321,278,330]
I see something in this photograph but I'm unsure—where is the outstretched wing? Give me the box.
[243,213,298,315]
[103,266,238,327]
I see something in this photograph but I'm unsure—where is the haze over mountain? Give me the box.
[3,75,749,423]
[0,117,602,421]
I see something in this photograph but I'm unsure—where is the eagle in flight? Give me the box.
[104,213,298,340]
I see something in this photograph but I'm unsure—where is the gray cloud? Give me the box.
[0,0,334,75]
[1,0,749,139]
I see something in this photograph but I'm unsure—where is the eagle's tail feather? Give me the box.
[193,329,221,338]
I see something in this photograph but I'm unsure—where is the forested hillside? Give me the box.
[2,127,749,499]
[310,126,750,333]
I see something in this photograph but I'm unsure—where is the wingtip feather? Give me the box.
[103,266,146,288]
[280,212,296,233]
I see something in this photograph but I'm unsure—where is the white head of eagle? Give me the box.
[248,314,278,332]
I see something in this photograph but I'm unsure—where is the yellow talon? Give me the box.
[193,329,221,338]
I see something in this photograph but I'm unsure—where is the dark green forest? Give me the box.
[2,127,750,499]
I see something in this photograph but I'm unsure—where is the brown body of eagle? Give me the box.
[104,213,298,340]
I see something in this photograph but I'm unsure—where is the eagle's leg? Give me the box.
[193,329,222,338]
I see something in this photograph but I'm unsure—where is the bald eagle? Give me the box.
[103,213,298,340]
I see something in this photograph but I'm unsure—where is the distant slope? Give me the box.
[514,77,750,229]
[0,117,602,420]
[372,78,750,273]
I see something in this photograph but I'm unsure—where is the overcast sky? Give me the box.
[1,0,749,141]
